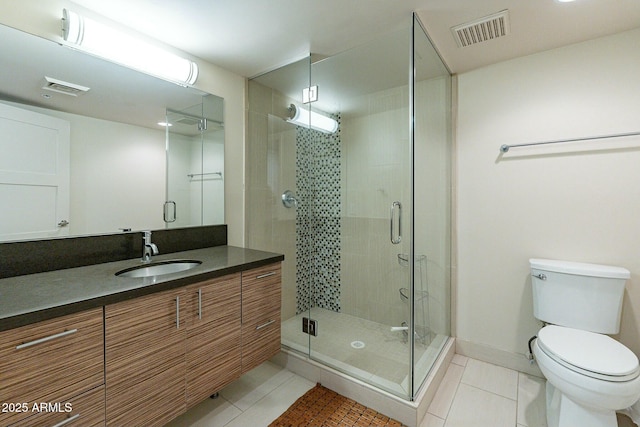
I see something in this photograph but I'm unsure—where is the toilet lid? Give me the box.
[537,325,639,381]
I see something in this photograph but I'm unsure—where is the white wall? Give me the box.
[456,28,640,371]
[0,0,246,245]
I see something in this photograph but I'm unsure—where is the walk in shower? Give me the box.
[246,15,451,400]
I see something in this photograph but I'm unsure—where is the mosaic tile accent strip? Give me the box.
[268,383,405,427]
[295,114,342,313]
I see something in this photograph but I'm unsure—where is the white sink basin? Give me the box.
[116,260,202,278]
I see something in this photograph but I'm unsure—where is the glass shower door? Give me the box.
[411,14,452,396]
[307,28,415,399]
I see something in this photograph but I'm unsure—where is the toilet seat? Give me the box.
[537,325,640,382]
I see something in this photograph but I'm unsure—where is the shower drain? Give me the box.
[350,340,365,349]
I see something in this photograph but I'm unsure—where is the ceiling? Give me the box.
[2,0,639,132]
[71,0,640,77]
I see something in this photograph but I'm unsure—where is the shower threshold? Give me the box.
[281,307,447,397]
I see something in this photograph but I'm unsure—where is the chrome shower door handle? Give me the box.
[163,201,176,223]
[390,201,402,244]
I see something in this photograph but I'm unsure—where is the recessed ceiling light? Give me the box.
[158,122,173,127]
[556,0,577,3]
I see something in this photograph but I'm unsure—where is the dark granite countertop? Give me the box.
[0,245,284,332]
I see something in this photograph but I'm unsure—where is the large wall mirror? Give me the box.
[0,23,224,242]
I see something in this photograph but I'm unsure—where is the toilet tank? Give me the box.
[530,258,630,334]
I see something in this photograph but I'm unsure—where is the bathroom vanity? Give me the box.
[0,235,283,427]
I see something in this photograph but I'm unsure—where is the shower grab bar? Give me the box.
[499,130,640,153]
[390,201,402,244]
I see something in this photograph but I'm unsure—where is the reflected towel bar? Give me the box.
[187,172,223,179]
[499,131,640,153]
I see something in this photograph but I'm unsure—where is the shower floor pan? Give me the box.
[281,307,447,397]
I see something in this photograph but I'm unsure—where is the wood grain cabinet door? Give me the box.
[241,263,282,373]
[105,288,186,427]
[185,273,242,408]
[0,308,104,426]
[10,385,105,427]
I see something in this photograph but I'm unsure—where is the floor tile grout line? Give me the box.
[226,373,305,427]
[458,379,519,403]
[220,367,301,427]
[225,394,245,414]
[442,375,463,421]
[515,370,523,427]
[222,366,296,409]
[216,394,243,427]
[430,361,467,422]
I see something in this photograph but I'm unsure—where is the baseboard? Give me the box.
[455,339,543,377]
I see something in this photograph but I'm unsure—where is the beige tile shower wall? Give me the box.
[340,87,410,328]
[456,28,640,366]
[340,77,451,334]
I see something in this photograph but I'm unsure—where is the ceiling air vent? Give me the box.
[42,76,90,96]
[175,117,201,126]
[451,10,510,48]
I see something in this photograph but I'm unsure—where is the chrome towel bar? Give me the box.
[500,130,640,153]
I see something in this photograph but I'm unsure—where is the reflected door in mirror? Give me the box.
[0,102,70,241]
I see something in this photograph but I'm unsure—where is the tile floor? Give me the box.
[421,354,547,427]
[164,351,640,427]
[167,354,551,427]
[166,361,316,427]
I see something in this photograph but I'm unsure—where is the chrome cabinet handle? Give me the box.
[390,201,402,244]
[198,288,202,320]
[51,414,80,427]
[256,319,275,330]
[256,272,276,279]
[16,329,78,350]
[176,296,180,329]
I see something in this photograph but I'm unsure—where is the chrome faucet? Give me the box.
[142,230,159,263]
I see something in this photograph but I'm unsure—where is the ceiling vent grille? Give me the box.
[42,76,90,96]
[451,10,510,48]
[175,117,201,126]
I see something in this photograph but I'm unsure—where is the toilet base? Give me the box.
[547,381,617,427]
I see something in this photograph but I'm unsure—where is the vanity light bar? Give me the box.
[62,9,198,86]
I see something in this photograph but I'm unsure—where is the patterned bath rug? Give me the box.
[269,383,406,427]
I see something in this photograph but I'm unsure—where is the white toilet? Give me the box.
[530,258,640,427]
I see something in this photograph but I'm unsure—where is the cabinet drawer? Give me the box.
[0,308,104,426]
[10,385,105,427]
[241,263,281,323]
[241,310,281,373]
